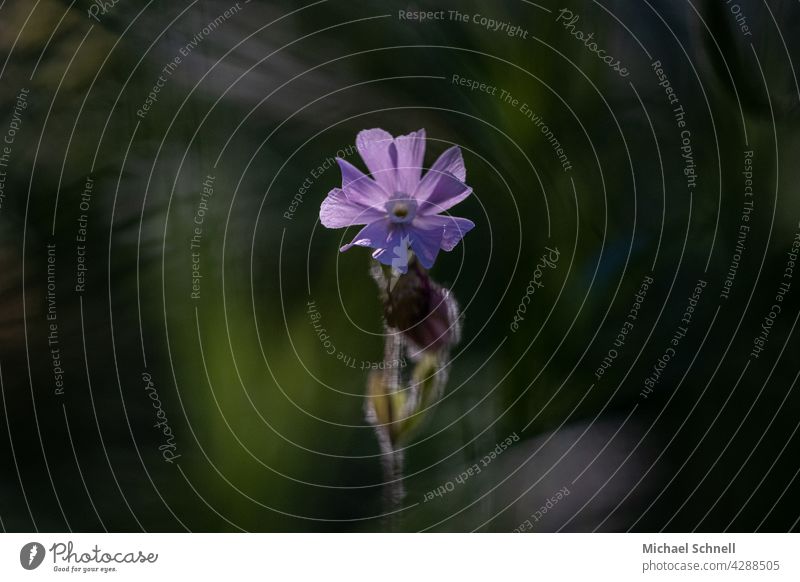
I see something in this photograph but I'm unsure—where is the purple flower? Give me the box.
[319,128,474,273]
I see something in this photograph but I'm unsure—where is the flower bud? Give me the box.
[364,368,408,445]
[372,258,461,356]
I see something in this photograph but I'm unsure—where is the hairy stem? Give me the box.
[379,329,405,529]
[375,429,405,531]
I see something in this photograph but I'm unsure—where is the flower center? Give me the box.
[385,197,417,224]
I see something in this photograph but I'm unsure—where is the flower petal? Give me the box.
[337,158,390,204]
[320,188,385,228]
[441,216,475,251]
[394,129,426,195]
[340,219,390,251]
[415,214,475,252]
[407,218,444,269]
[415,171,473,215]
[356,128,397,193]
[429,145,466,182]
[341,220,411,272]
[372,229,412,273]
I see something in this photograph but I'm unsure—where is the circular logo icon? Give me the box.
[19,542,45,570]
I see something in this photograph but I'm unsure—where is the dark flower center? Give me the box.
[386,197,417,224]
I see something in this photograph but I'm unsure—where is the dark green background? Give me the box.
[1,0,799,531]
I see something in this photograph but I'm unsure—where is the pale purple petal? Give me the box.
[414,214,475,251]
[441,216,475,251]
[371,227,411,273]
[393,129,426,195]
[415,171,472,215]
[356,128,396,193]
[407,219,444,269]
[321,129,474,272]
[337,158,390,205]
[429,145,466,181]
[341,220,411,272]
[340,218,389,251]
[320,188,385,228]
